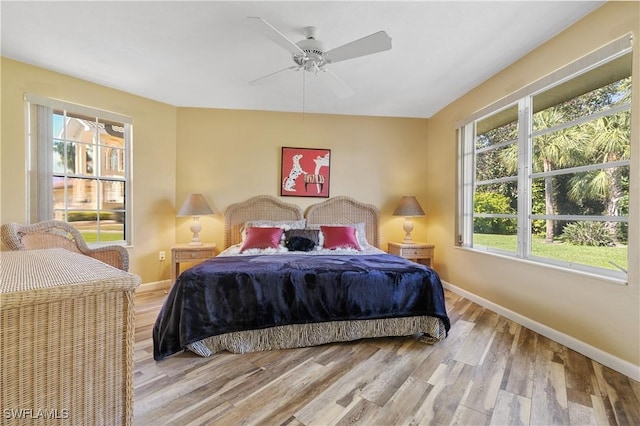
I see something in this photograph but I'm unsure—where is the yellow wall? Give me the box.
[0,58,178,284]
[426,1,639,369]
[175,108,429,249]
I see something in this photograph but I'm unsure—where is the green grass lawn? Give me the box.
[70,221,124,244]
[473,233,628,271]
[78,226,124,243]
[81,232,125,243]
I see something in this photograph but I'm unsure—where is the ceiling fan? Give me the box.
[247,17,392,99]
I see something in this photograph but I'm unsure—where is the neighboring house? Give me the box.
[51,116,126,221]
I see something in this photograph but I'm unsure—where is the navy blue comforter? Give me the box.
[153,253,450,360]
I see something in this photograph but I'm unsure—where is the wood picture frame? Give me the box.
[280,147,331,198]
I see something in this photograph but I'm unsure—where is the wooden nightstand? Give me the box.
[388,241,435,268]
[171,243,217,282]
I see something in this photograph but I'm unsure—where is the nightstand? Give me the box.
[388,241,435,268]
[171,243,217,283]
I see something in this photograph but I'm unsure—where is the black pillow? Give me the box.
[285,236,316,252]
[284,229,320,245]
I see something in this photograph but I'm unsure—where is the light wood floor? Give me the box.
[133,289,640,425]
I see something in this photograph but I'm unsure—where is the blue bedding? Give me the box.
[153,253,450,360]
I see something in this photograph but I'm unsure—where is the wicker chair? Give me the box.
[1,220,129,271]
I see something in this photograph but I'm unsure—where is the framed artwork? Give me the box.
[281,147,331,198]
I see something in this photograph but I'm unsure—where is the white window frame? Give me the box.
[25,94,133,246]
[457,35,633,282]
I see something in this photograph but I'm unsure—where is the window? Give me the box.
[26,95,132,245]
[457,37,632,280]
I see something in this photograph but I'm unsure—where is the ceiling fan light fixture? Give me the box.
[248,16,392,98]
[294,37,326,71]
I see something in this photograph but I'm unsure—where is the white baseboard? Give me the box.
[443,281,640,382]
[136,280,171,293]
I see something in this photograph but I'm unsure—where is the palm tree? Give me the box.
[502,108,585,243]
[534,109,587,242]
[569,110,630,242]
[500,108,589,242]
[494,77,631,245]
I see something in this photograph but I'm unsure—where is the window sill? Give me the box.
[455,246,628,286]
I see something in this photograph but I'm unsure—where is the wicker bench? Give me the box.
[0,248,140,425]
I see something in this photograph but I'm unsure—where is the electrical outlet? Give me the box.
[159,251,166,261]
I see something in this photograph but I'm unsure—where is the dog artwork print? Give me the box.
[282,154,307,192]
[281,147,331,198]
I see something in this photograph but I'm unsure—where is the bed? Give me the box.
[153,195,449,360]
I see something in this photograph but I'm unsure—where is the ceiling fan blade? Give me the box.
[247,16,305,56]
[316,68,355,99]
[324,31,392,64]
[249,65,300,85]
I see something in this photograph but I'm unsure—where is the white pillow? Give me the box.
[237,246,289,255]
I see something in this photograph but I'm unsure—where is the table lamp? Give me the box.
[392,196,425,243]
[177,193,214,245]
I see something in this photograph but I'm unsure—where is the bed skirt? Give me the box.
[186,315,446,357]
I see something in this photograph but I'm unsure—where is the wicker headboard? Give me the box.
[224,195,304,247]
[224,195,380,249]
[306,196,380,248]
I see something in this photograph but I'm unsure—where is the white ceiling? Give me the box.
[1,1,604,118]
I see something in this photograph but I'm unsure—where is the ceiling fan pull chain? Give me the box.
[302,70,306,118]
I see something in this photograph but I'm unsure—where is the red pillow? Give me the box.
[240,227,284,252]
[320,226,362,250]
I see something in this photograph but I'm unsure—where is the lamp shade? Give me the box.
[392,196,425,217]
[177,193,214,217]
